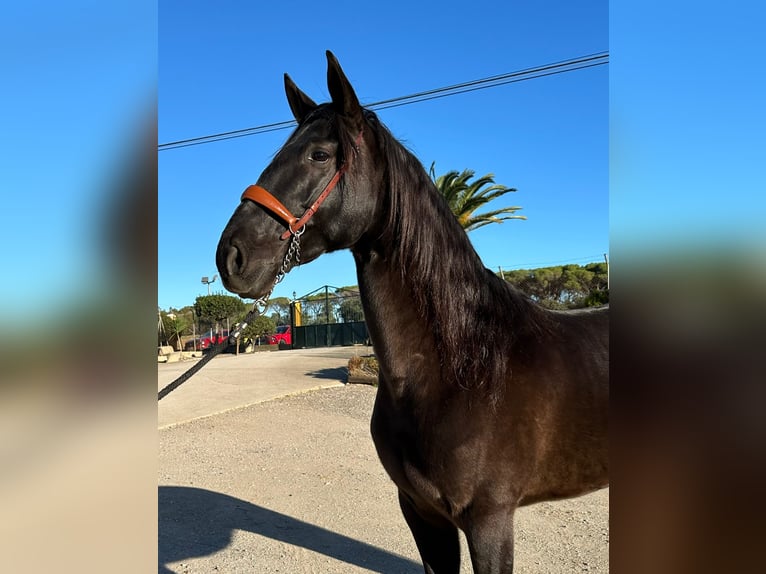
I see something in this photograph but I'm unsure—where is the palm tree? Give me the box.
[429,163,526,231]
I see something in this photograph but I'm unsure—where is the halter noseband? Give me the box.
[241,130,364,241]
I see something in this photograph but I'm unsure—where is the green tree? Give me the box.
[239,314,276,349]
[338,296,365,322]
[194,294,246,330]
[500,263,608,309]
[266,296,291,325]
[334,286,364,323]
[429,163,525,231]
[300,291,338,325]
[159,309,193,349]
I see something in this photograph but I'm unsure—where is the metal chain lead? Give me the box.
[159,228,304,401]
[228,227,303,342]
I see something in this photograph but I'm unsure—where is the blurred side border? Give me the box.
[611,2,766,573]
[0,1,157,573]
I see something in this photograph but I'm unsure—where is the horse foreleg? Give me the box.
[398,491,460,574]
[465,507,516,574]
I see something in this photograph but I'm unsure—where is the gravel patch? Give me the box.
[159,384,608,573]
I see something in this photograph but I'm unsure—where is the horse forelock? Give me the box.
[295,104,362,170]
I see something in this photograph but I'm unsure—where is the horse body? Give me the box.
[217,51,608,573]
[352,191,607,572]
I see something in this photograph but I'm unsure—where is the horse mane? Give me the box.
[358,111,553,398]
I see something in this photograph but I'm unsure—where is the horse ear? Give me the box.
[326,51,363,127]
[284,73,318,124]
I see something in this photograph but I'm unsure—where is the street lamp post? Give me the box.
[201,274,218,295]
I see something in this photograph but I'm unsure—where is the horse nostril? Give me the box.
[226,244,244,276]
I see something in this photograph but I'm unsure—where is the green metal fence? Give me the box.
[290,285,369,348]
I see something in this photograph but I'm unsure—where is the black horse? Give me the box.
[217,51,608,574]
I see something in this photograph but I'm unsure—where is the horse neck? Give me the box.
[351,143,521,397]
[371,137,492,303]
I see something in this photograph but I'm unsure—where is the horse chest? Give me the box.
[370,389,481,519]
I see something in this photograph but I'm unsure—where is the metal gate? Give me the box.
[290,286,369,348]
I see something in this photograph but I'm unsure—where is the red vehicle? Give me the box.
[206,330,229,348]
[267,325,291,346]
[188,329,229,349]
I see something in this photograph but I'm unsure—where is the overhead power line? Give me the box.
[498,254,607,269]
[159,52,608,151]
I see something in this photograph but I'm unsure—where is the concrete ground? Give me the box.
[158,347,608,573]
[158,346,369,429]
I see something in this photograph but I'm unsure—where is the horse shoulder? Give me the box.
[504,305,609,502]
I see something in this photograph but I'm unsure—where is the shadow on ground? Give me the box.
[305,366,348,381]
[159,486,420,573]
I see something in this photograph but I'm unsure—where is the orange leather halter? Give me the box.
[241,130,363,240]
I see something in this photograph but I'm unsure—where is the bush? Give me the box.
[347,355,379,384]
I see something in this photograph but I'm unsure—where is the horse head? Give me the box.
[216,51,379,300]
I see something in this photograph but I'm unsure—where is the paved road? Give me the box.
[158,346,371,428]
[158,347,608,573]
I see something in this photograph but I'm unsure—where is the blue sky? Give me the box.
[610,3,766,254]
[0,2,156,323]
[158,1,608,310]
[2,2,762,321]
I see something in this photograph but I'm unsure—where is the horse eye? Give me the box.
[310,150,330,162]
